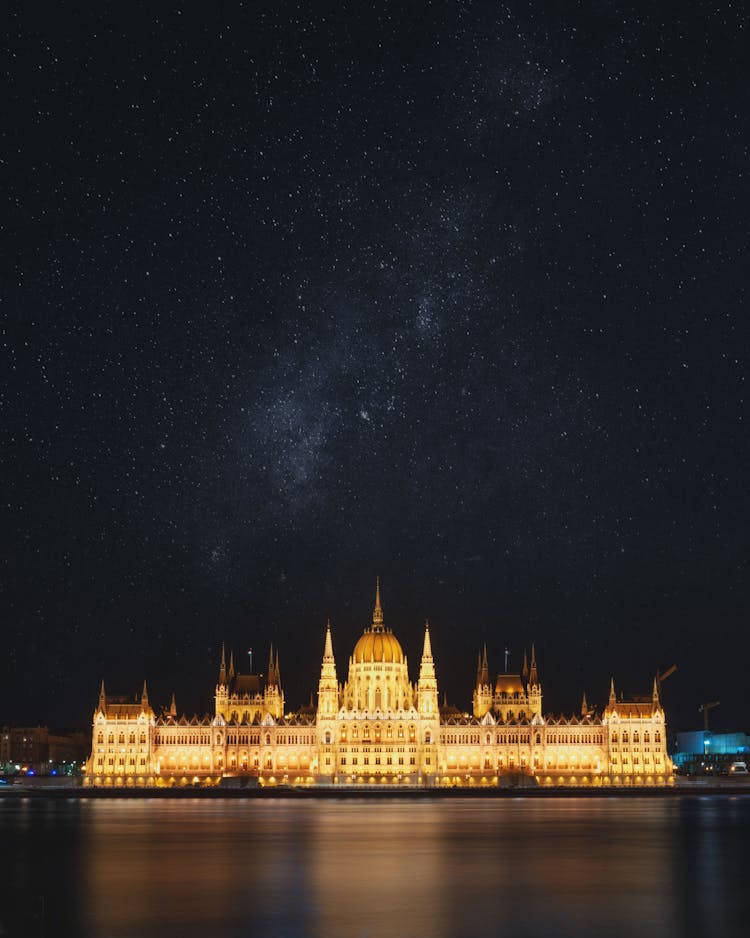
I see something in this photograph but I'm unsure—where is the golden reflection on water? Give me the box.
[65,797,748,938]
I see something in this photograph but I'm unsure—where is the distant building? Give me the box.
[85,583,673,788]
[1,726,87,775]
[672,730,750,775]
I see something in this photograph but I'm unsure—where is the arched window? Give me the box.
[612,732,618,743]
[425,731,432,744]
[108,733,114,744]
[265,733,271,746]
[655,731,661,744]
[128,733,135,745]
[139,733,146,745]
[324,731,332,745]
[622,732,629,744]
[535,733,541,745]
[644,732,650,744]
[97,732,104,744]
[118,733,125,744]
[633,731,639,744]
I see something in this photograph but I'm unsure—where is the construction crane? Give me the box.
[656,664,677,694]
[699,701,720,731]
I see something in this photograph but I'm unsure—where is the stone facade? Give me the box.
[85,584,672,788]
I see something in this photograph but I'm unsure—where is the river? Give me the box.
[1,796,748,937]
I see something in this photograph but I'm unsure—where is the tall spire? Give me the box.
[141,680,149,707]
[219,642,227,685]
[480,643,489,685]
[609,677,616,707]
[275,649,281,687]
[652,674,660,706]
[98,679,106,710]
[324,619,334,660]
[422,621,433,660]
[581,691,588,717]
[169,692,177,717]
[418,620,437,714]
[529,643,538,685]
[522,650,529,680]
[229,651,235,680]
[372,576,384,629]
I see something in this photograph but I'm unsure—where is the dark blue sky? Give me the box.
[3,2,747,731]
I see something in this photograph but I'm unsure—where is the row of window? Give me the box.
[97,732,147,745]
[96,756,147,766]
[338,725,417,742]
[341,756,417,766]
[611,731,660,744]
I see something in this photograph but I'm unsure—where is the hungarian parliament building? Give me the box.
[85,583,673,788]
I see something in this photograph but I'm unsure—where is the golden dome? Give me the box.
[352,627,405,664]
[351,578,405,663]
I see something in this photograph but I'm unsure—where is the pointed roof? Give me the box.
[372,576,384,629]
[219,642,227,683]
[529,643,538,685]
[141,680,149,704]
[323,619,335,659]
[422,621,433,659]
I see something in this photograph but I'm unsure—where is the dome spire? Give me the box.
[372,576,384,630]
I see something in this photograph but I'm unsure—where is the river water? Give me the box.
[1,796,748,937]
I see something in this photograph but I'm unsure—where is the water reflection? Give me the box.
[0,796,748,937]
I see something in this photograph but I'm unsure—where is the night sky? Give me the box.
[3,3,748,733]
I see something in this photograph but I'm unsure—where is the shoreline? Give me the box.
[2,782,749,800]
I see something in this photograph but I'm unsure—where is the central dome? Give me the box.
[353,628,404,664]
[352,578,405,664]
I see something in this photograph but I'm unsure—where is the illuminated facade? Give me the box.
[85,583,673,788]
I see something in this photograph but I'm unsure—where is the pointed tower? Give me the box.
[373,576,384,629]
[98,679,106,713]
[608,677,616,708]
[581,691,588,717]
[264,643,284,719]
[317,620,339,717]
[417,621,440,782]
[522,650,529,682]
[317,620,339,779]
[418,622,438,716]
[228,651,235,680]
[529,643,538,686]
[141,680,149,709]
[215,645,230,720]
[526,642,542,718]
[219,643,227,685]
[473,644,493,719]
[169,692,177,718]
[652,675,661,712]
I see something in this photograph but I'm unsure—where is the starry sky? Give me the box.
[3,3,748,732]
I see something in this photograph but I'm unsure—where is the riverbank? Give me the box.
[2,779,749,799]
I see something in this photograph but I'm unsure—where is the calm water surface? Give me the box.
[1,796,748,938]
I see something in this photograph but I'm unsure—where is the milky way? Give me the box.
[3,3,748,728]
